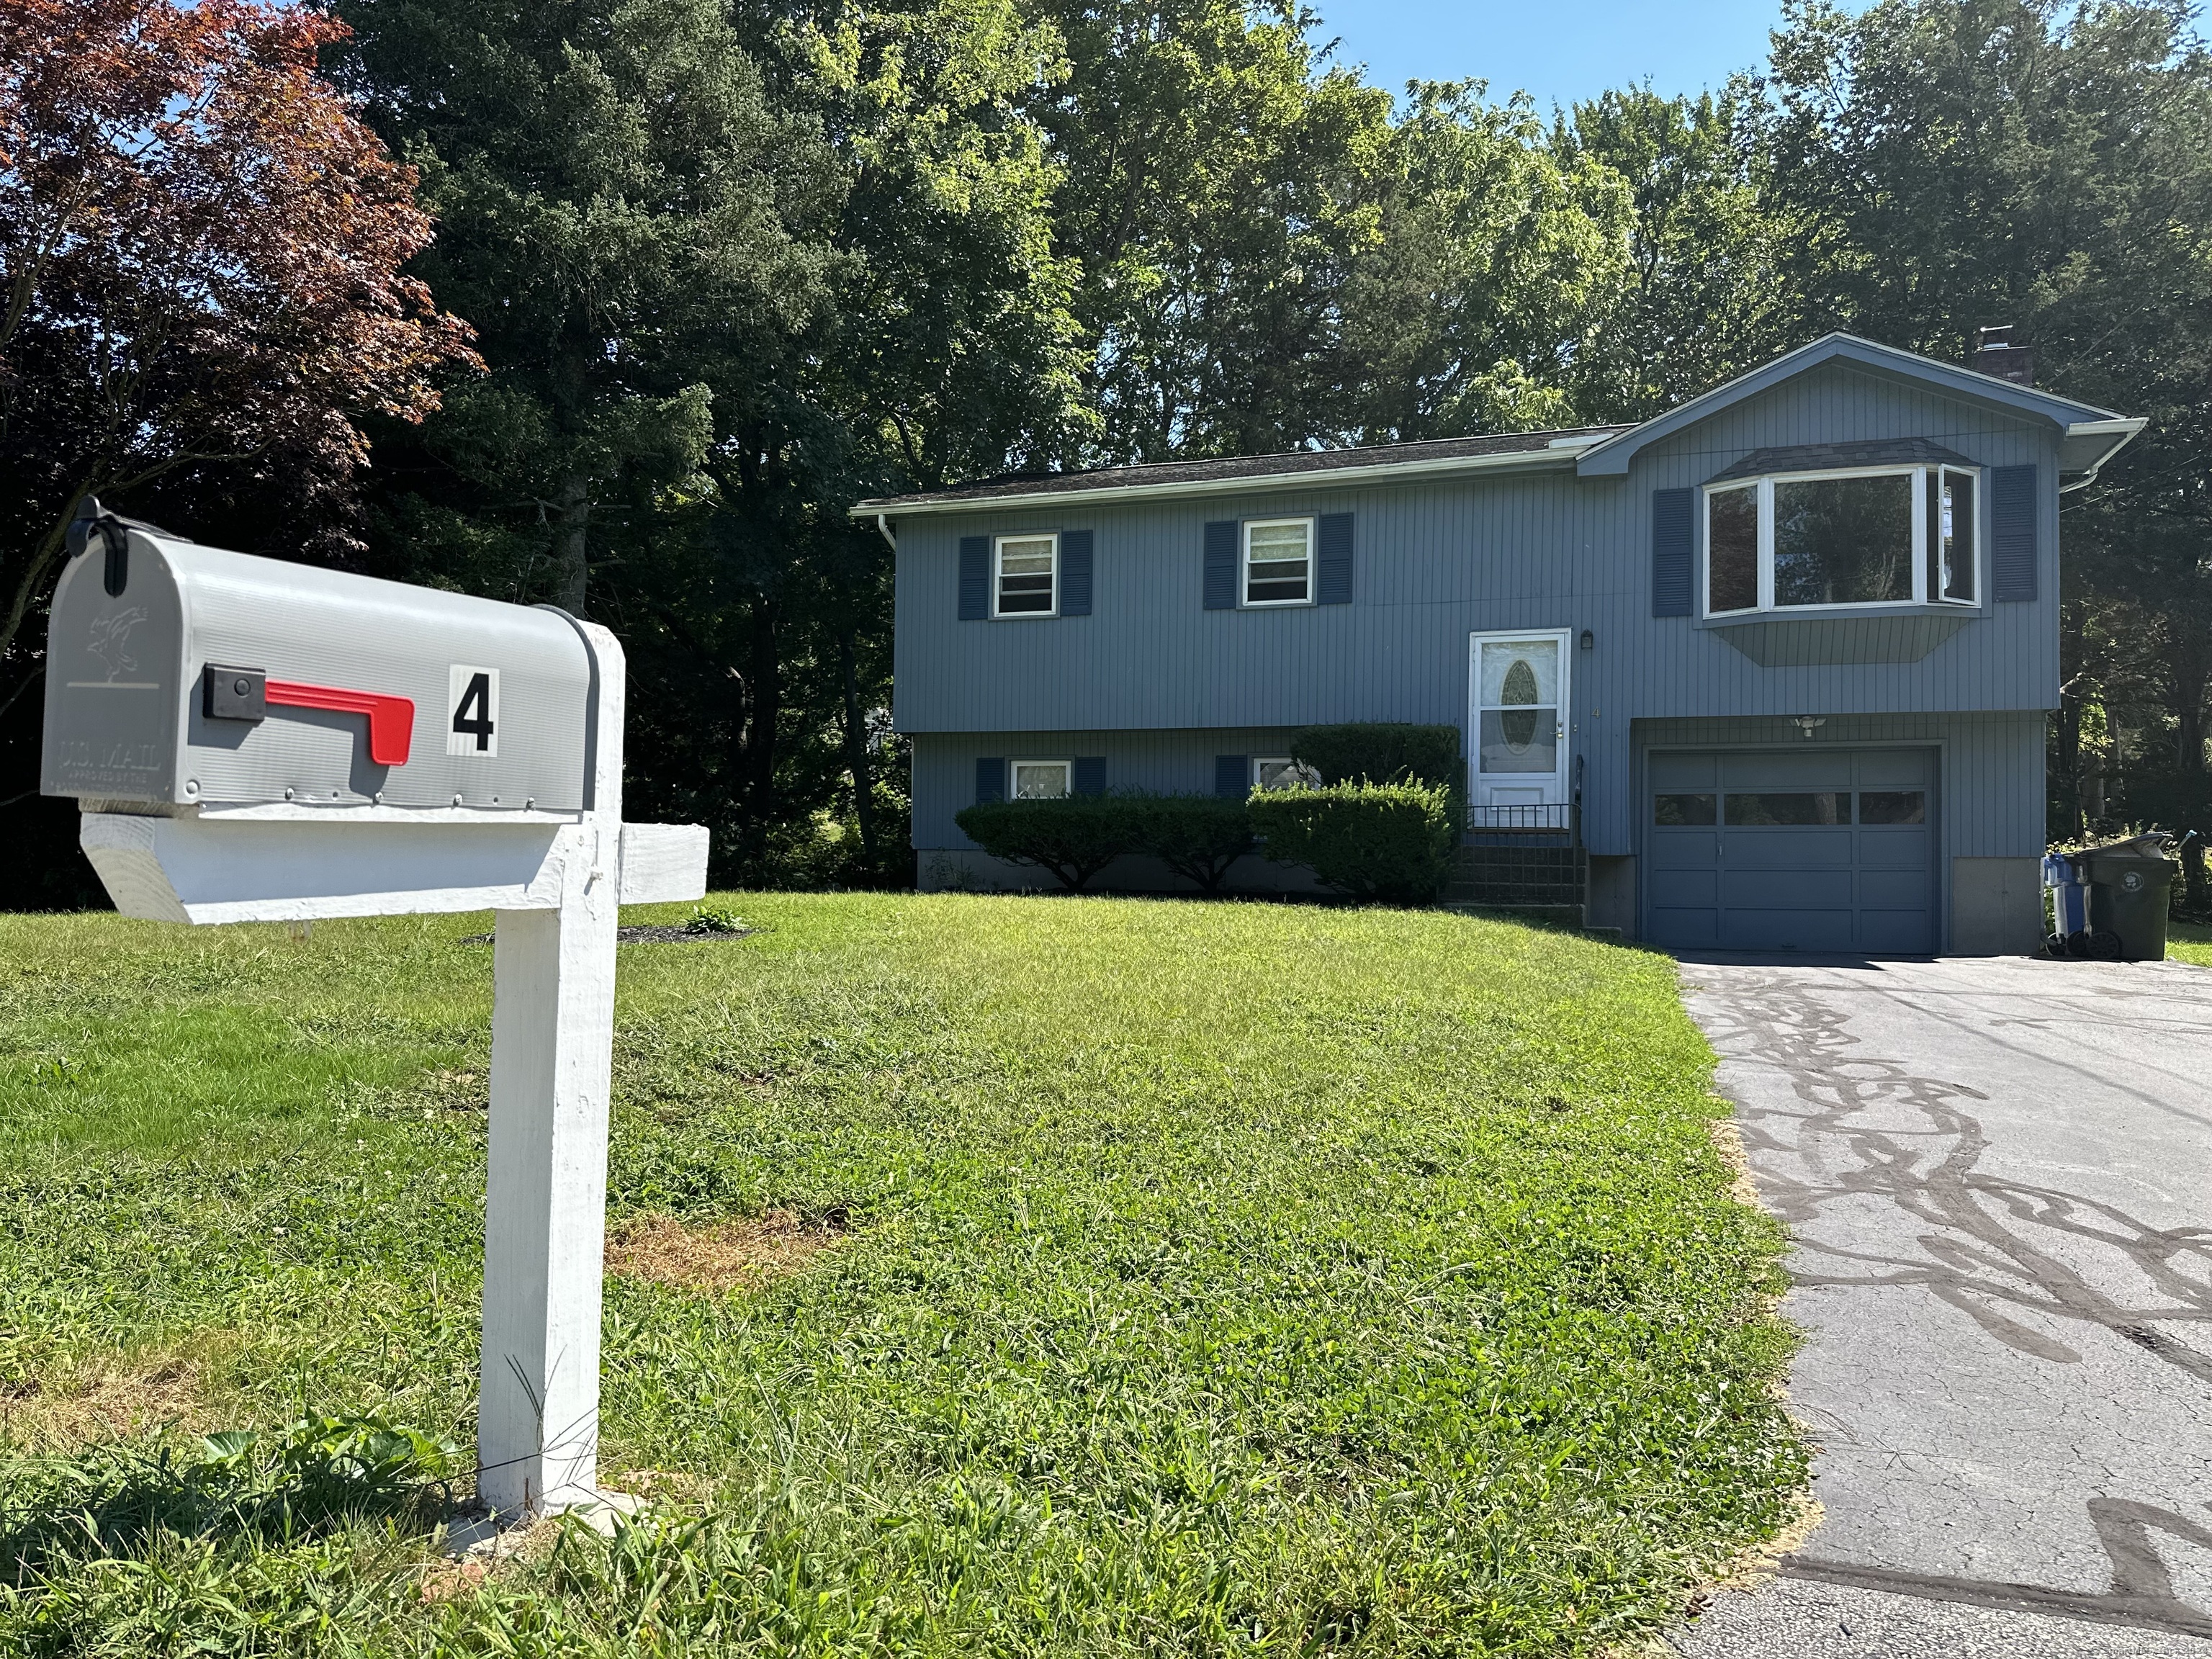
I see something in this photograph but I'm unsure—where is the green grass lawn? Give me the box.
[2170,920,2212,966]
[0,895,1805,1655]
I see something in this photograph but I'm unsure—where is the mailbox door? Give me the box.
[41,536,186,805]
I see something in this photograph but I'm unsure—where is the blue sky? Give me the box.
[1313,0,1791,112]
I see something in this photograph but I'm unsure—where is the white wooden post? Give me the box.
[480,621,626,1518]
[59,550,707,1532]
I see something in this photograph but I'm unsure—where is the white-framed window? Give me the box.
[1704,464,1979,616]
[1254,757,1321,791]
[1243,517,1314,606]
[994,533,1058,618]
[1010,758,1072,799]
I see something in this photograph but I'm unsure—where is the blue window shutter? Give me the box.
[1652,488,1694,616]
[1215,755,1248,798]
[1204,521,1238,609]
[1992,465,2037,602]
[959,536,989,620]
[1059,530,1093,616]
[1316,512,1353,603]
[1072,756,1105,797]
[975,757,1005,803]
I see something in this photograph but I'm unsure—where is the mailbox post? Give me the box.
[42,505,708,1524]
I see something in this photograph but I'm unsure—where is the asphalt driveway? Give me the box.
[1668,953,2212,1658]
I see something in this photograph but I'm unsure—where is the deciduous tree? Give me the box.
[1758,0,2212,857]
[0,0,475,703]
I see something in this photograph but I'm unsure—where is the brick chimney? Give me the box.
[1972,325,2034,387]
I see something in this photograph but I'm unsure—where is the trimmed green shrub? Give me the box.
[954,797,1139,891]
[1290,722,1462,791]
[1249,781,1458,904]
[1125,793,1258,891]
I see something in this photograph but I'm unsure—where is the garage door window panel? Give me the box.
[1654,792,1717,825]
[1860,789,1927,824]
[1725,791,1853,826]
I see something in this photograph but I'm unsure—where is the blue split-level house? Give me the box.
[851,333,2144,955]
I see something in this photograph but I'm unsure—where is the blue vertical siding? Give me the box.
[891,361,2067,863]
[914,728,1309,848]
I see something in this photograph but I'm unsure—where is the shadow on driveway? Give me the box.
[1669,954,2212,1656]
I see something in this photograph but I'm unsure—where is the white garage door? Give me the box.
[1647,748,1936,954]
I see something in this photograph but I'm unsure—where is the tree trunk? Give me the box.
[2172,631,2209,775]
[551,475,590,613]
[2172,634,2212,912]
[2055,694,2083,841]
[742,595,780,847]
[840,626,878,869]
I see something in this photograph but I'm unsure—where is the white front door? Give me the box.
[1468,629,1570,824]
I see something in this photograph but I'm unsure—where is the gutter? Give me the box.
[847,433,1618,520]
[2058,415,2148,493]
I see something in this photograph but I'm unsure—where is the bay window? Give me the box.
[1704,465,1979,616]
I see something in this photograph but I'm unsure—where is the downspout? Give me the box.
[875,513,897,551]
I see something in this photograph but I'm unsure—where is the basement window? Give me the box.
[1010,759,1071,799]
[1254,757,1321,791]
[1704,465,1979,616]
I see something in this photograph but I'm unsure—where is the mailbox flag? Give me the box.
[266,679,415,766]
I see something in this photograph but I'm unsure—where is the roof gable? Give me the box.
[1573,333,2134,481]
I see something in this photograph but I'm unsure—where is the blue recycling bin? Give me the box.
[2042,853,2090,953]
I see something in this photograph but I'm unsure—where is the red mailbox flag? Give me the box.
[265,680,415,766]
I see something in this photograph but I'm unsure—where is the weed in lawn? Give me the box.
[0,893,1810,1655]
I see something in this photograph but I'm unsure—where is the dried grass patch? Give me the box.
[1706,1110,1764,1209]
[0,1351,217,1449]
[415,1556,495,1604]
[605,1209,846,1295]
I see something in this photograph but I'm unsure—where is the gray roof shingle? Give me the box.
[852,425,1632,511]
[1705,437,1980,484]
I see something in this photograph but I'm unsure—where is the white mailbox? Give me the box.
[42,503,710,1536]
[44,514,595,812]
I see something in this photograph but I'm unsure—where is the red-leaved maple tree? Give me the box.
[0,0,477,701]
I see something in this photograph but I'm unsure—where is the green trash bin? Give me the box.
[2075,833,2177,962]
